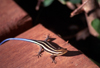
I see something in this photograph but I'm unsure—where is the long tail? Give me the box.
[0,38,36,45]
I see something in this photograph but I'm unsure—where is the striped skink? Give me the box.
[0,35,68,64]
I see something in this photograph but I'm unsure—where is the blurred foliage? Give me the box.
[98,0,100,2]
[59,0,81,4]
[43,0,81,7]
[91,18,100,37]
[90,58,100,66]
[43,0,54,7]
[58,0,67,4]
[69,0,81,4]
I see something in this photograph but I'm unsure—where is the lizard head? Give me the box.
[56,48,68,56]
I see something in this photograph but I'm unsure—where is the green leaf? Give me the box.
[98,0,100,2]
[58,0,67,5]
[69,0,81,4]
[43,0,54,7]
[91,18,100,34]
[90,58,100,66]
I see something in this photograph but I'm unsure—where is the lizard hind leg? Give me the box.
[35,46,44,58]
[50,55,57,64]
